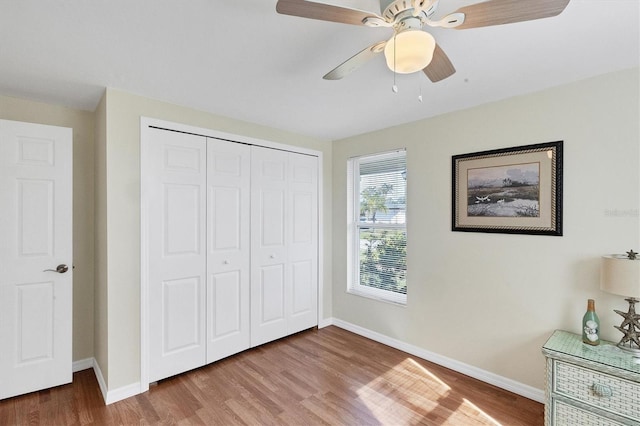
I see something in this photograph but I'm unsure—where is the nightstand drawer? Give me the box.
[554,361,640,422]
[554,400,626,426]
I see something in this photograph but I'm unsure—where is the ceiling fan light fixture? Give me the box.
[384,30,436,74]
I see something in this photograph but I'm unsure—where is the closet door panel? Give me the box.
[208,270,243,356]
[162,277,201,352]
[260,264,285,322]
[206,139,250,363]
[148,129,207,382]
[291,260,313,313]
[261,190,285,246]
[251,147,288,347]
[287,153,318,334]
[164,184,201,254]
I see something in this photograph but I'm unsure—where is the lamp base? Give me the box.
[614,297,640,362]
[617,342,640,364]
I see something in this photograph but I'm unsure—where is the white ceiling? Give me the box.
[0,0,638,140]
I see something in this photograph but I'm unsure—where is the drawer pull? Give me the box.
[591,383,613,398]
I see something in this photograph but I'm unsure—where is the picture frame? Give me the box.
[452,141,563,236]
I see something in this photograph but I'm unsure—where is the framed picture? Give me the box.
[452,141,563,236]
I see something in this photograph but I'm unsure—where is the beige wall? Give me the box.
[0,95,96,362]
[99,89,332,390]
[331,67,640,390]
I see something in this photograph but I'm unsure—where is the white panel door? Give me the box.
[0,119,72,400]
[206,139,250,363]
[147,129,207,382]
[250,147,288,346]
[251,148,318,346]
[287,153,318,334]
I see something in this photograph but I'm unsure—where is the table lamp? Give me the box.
[600,250,640,359]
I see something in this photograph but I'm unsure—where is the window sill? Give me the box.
[346,289,407,307]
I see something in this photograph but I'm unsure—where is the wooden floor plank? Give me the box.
[0,326,543,425]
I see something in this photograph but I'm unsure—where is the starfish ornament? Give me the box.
[626,249,638,260]
[615,325,640,348]
[614,299,640,349]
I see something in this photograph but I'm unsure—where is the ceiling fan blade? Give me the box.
[452,0,571,30]
[323,41,386,80]
[276,0,384,26]
[423,44,455,82]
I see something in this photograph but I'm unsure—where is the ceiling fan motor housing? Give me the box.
[380,0,438,22]
[394,15,424,33]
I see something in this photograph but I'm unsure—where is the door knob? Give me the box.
[44,264,69,274]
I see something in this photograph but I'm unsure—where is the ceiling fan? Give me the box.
[276,0,571,82]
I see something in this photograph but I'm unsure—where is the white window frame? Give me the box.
[347,149,407,305]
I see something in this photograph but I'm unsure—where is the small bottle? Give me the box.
[582,299,600,346]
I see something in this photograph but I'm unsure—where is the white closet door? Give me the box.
[287,152,318,334]
[206,139,251,363]
[147,129,207,382]
[251,147,288,346]
[0,119,72,400]
[251,147,318,346]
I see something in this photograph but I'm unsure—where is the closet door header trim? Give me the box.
[142,117,321,158]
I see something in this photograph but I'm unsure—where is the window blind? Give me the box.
[349,150,407,304]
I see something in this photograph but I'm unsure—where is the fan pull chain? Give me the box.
[418,75,423,103]
[392,35,398,93]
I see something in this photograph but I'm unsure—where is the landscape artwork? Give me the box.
[452,140,563,236]
[467,162,540,218]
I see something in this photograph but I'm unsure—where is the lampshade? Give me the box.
[600,255,640,298]
[384,30,436,74]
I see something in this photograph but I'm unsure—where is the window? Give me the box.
[347,150,407,304]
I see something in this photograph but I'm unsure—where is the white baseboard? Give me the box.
[103,381,142,405]
[329,318,545,403]
[91,358,143,405]
[318,317,333,328]
[91,358,109,403]
[72,357,94,373]
[93,358,107,404]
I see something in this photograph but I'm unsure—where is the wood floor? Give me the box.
[0,326,543,425]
